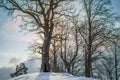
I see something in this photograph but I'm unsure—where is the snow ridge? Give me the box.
[8,72,96,80]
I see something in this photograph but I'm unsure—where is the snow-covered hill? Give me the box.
[8,72,96,80]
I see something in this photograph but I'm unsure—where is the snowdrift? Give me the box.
[8,72,96,80]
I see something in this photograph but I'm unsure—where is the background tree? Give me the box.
[78,0,119,77]
[91,28,120,80]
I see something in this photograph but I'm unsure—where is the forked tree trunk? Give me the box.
[67,66,71,73]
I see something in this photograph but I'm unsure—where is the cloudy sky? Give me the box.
[0,11,33,67]
[0,0,120,79]
[0,9,42,80]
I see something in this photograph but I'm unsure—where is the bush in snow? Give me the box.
[10,63,28,78]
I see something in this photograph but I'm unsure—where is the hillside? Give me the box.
[8,72,96,80]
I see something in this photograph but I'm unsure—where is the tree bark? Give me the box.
[85,5,92,77]
[41,32,52,72]
[85,51,91,77]
[114,44,118,80]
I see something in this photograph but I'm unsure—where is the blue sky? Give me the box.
[112,0,120,12]
[0,0,120,67]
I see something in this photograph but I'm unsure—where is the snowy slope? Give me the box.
[8,72,96,80]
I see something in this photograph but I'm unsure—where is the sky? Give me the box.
[0,10,43,68]
[112,0,120,12]
[0,9,42,80]
[0,11,33,67]
[0,0,120,79]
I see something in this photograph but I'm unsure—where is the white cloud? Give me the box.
[9,57,22,66]
[0,10,42,80]
[0,51,29,68]
[0,18,35,43]
[0,10,39,67]
[0,10,39,44]
[0,53,41,80]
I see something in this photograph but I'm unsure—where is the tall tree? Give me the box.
[0,0,69,72]
[108,31,120,80]
[79,0,119,77]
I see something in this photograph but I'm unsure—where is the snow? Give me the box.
[8,72,96,80]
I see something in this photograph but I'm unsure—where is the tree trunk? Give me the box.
[85,51,91,77]
[41,32,52,72]
[53,52,57,72]
[85,10,92,77]
[115,44,118,80]
[67,66,71,73]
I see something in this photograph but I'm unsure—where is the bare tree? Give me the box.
[0,0,70,72]
[92,30,120,80]
[108,32,120,80]
[78,0,119,77]
[49,36,61,72]
[57,17,80,73]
